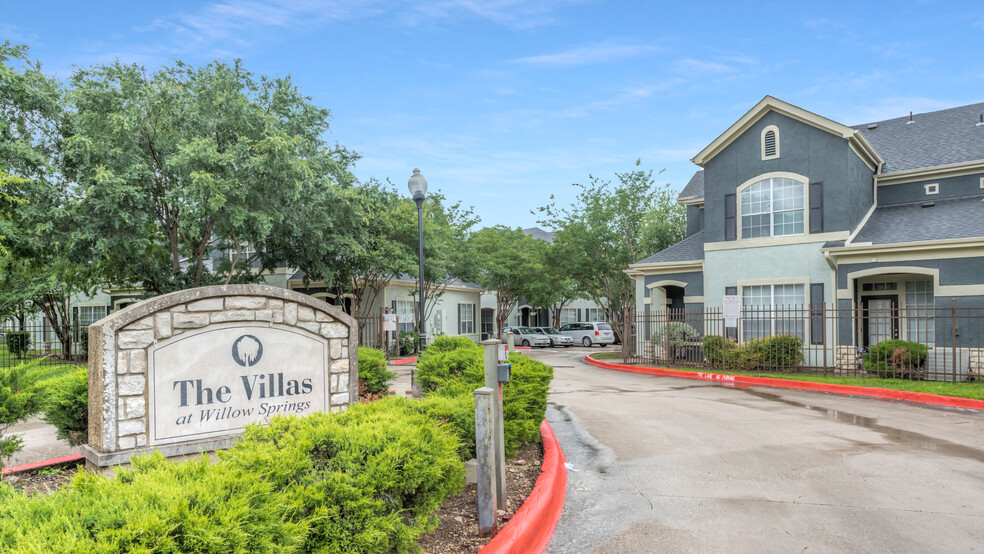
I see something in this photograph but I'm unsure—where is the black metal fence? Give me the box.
[621,300,984,383]
[1,321,87,369]
[356,307,412,357]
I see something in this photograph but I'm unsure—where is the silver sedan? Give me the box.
[503,326,551,347]
[531,326,574,347]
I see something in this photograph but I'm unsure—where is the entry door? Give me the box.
[862,296,898,346]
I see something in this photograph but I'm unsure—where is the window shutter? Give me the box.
[725,286,738,341]
[725,194,737,241]
[458,304,463,334]
[809,182,823,234]
[810,283,825,345]
[577,309,582,321]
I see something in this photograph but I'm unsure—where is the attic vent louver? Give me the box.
[867,123,877,130]
[764,130,777,156]
[907,111,914,125]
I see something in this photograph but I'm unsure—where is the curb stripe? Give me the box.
[2,453,84,476]
[584,355,984,411]
[481,420,567,554]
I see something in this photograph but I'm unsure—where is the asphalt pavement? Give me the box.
[525,348,984,553]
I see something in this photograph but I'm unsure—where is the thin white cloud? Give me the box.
[407,0,584,29]
[674,58,738,76]
[833,97,960,125]
[513,42,657,66]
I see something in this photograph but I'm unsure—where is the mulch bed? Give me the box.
[4,442,545,553]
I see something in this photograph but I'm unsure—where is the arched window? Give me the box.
[740,177,804,238]
[761,125,780,160]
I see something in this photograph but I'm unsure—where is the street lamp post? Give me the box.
[408,168,428,352]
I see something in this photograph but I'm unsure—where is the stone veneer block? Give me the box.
[254,309,273,322]
[116,351,129,375]
[118,330,154,349]
[187,298,224,312]
[118,419,146,436]
[129,350,147,374]
[170,305,187,312]
[124,396,146,418]
[173,312,210,329]
[225,296,267,310]
[210,310,255,323]
[330,393,349,406]
[330,359,349,373]
[316,311,332,322]
[297,305,315,321]
[126,317,154,331]
[118,436,136,450]
[268,299,284,309]
[271,309,284,323]
[332,374,349,393]
[330,339,342,358]
[321,323,347,338]
[285,302,298,325]
[155,313,172,339]
[296,321,321,334]
[118,375,146,396]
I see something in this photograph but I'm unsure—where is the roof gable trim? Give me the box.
[691,96,883,169]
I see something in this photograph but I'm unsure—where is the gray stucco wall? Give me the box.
[686,205,704,236]
[876,171,984,205]
[643,271,704,297]
[702,111,875,243]
[837,257,984,289]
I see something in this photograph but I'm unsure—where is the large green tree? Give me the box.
[61,58,357,295]
[537,159,686,334]
[470,226,547,336]
[0,42,95,355]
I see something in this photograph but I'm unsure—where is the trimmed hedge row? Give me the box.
[415,335,554,458]
[702,335,803,372]
[0,399,464,552]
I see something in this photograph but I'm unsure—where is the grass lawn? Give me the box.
[585,352,984,401]
[0,344,76,370]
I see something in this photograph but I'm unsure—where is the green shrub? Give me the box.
[0,399,465,552]
[653,322,699,359]
[0,360,57,473]
[862,339,928,379]
[415,347,484,393]
[399,331,419,355]
[701,334,803,372]
[357,347,395,397]
[424,335,480,355]
[43,366,89,446]
[5,332,30,360]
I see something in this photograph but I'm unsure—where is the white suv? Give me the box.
[558,322,615,347]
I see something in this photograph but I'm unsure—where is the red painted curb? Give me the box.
[514,346,532,350]
[584,355,984,411]
[481,420,567,554]
[2,453,84,476]
[392,357,417,365]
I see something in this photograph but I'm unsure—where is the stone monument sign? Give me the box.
[83,285,358,467]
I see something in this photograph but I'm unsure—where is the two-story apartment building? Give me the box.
[628,96,984,374]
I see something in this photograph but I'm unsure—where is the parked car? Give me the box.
[502,326,551,348]
[558,321,615,347]
[531,326,574,347]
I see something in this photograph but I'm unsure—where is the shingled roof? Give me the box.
[678,170,704,203]
[853,102,984,174]
[850,195,984,245]
[635,231,704,265]
[522,227,556,243]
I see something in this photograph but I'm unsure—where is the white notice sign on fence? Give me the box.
[723,295,740,328]
[382,313,397,332]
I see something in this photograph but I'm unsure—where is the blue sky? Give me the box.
[4,1,984,229]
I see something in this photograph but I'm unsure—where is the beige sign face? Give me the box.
[148,324,328,445]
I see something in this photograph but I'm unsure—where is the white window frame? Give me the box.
[559,308,578,326]
[924,183,939,195]
[458,303,475,334]
[586,307,605,322]
[761,124,780,160]
[396,298,416,333]
[739,280,807,342]
[737,173,809,240]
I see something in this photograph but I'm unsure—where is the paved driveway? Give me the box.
[527,349,984,553]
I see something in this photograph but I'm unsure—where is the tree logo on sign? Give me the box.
[232,335,263,367]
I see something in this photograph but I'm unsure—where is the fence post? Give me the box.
[952,298,958,383]
[378,306,386,353]
[622,308,631,360]
[483,339,506,510]
[474,387,498,536]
